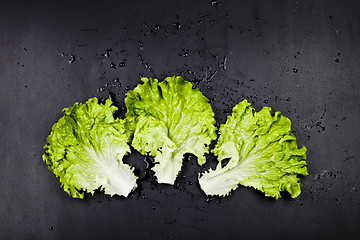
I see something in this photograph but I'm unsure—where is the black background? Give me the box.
[1,0,359,239]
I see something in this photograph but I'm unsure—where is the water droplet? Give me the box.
[263,100,268,104]
[108,92,116,102]
[138,41,144,51]
[103,49,112,57]
[143,157,153,170]
[292,68,298,73]
[286,97,291,101]
[155,25,160,30]
[223,104,230,113]
[211,0,220,6]
[119,61,126,67]
[352,187,357,191]
[143,22,149,29]
[49,226,53,230]
[178,49,188,57]
[97,87,105,92]
[173,22,181,29]
[335,58,339,63]
[110,62,117,69]
[68,55,76,63]
[220,57,227,70]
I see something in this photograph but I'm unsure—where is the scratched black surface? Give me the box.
[1,0,360,239]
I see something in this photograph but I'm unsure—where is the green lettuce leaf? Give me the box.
[199,99,308,199]
[125,76,217,184]
[43,97,138,199]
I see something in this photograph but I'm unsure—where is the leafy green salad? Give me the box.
[43,76,308,199]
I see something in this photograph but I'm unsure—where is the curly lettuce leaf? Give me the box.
[125,76,217,184]
[199,100,308,199]
[43,98,137,199]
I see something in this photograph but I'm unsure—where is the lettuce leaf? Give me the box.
[125,76,217,184]
[199,99,308,199]
[43,98,138,198]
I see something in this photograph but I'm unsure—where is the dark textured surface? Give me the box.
[1,0,360,239]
